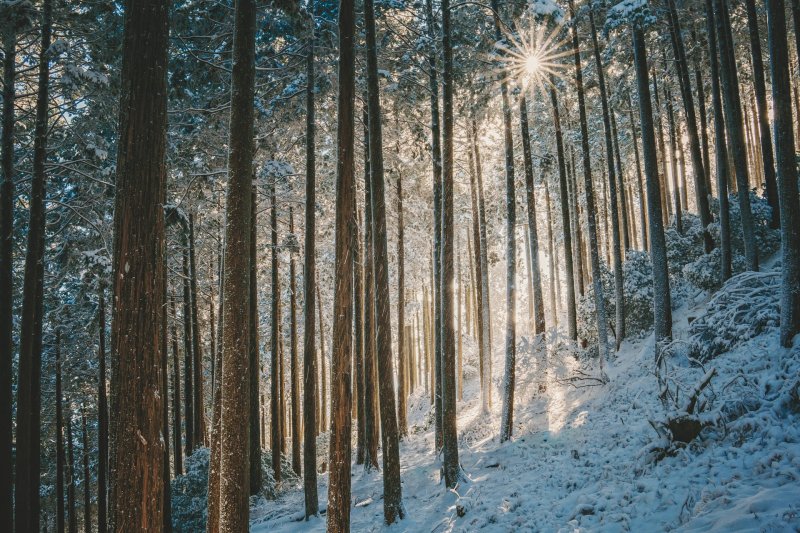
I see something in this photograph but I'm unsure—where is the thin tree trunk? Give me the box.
[302,14,319,511]
[290,207,301,475]
[361,107,379,469]
[664,80,683,233]
[714,0,759,270]
[327,0,356,527]
[424,0,444,452]
[15,2,52,528]
[81,407,92,533]
[469,125,490,414]
[396,172,408,436]
[249,184,261,494]
[97,286,108,533]
[182,244,195,456]
[550,86,578,339]
[317,282,328,434]
[631,23,673,359]
[745,0,780,228]
[56,332,66,533]
[365,0,405,517]
[590,9,624,351]
[665,0,714,250]
[473,122,492,404]
[354,208,366,464]
[270,183,281,484]
[67,412,78,533]
[108,0,168,528]
[0,18,16,529]
[170,298,183,476]
[161,268,171,530]
[610,108,631,251]
[189,213,205,446]
[627,94,649,251]
[652,69,671,225]
[544,178,557,330]
[440,0,460,487]
[520,97,546,335]
[765,0,800,346]
[706,0,732,282]
[217,0,256,527]
[570,0,609,371]
[490,0,518,443]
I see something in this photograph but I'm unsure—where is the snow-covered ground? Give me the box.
[251,266,800,532]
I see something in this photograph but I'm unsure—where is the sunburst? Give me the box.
[495,15,572,96]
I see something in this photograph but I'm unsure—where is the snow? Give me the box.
[250,261,800,532]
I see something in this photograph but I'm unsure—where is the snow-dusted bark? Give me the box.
[569,0,609,369]
[589,9,624,352]
[365,0,404,519]
[107,0,168,529]
[713,0,759,271]
[327,0,356,528]
[764,0,800,346]
[631,24,673,358]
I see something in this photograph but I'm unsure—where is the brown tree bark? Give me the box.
[182,243,195,455]
[0,12,17,527]
[270,183,282,484]
[217,0,256,527]
[97,286,108,533]
[764,0,800,346]
[170,298,183,477]
[189,213,205,445]
[56,332,65,533]
[108,0,168,529]
[302,12,319,512]
[249,184,261,494]
[67,412,78,533]
[365,0,405,517]
[81,407,92,533]
[15,2,52,528]
[289,207,301,475]
[327,0,356,528]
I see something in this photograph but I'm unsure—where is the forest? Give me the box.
[1,0,800,531]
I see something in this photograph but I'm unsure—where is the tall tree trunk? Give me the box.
[551,88,578,340]
[217,0,256,527]
[713,0,759,270]
[15,2,52,528]
[365,0,405,519]
[627,94,649,251]
[396,172,407,436]
[473,121,492,404]
[189,213,205,445]
[81,407,92,533]
[631,23,673,359]
[56,332,66,533]
[182,243,195,456]
[590,9,624,351]
[706,0,732,282]
[652,69,672,225]
[170,298,183,476]
[289,207,301,475]
[67,412,78,533]
[423,0,444,452]
[490,0,518,444]
[440,0,460,487]
[361,107,379,469]
[269,183,281,484]
[467,138,489,413]
[693,52,713,197]
[610,108,631,251]
[765,0,800,346]
[317,282,328,434]
[354,211,366,465]
[97,286,108,533]
[160,270,171,531]
[663,79,683,233]
[520,98,546,335]
[744,0,780,228]
[544,176,558,329]
[108,0,167,529]
[665,0,714,250]
[249,184,261,494]
[302,17,319,506]
[0,17,16,530]
[327,0,356,528]
[570,0,609,370]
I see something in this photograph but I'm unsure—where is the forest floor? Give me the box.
[250,263,800,532]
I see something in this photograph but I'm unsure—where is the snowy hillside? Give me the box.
[251,264,800,532]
